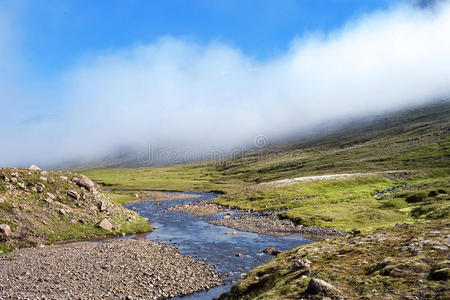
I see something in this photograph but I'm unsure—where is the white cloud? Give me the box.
[1,1,450,167]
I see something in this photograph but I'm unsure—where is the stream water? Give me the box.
[123,192,311,299]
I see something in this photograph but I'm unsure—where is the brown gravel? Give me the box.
[210,214,346,241]
[0,239,223,299]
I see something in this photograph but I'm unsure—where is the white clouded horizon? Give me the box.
[1,1,450,167]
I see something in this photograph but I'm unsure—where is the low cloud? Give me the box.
[2,1,450,167]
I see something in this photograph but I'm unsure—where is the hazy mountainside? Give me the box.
[215,100,450,184]
[76,100,450,172]
[0,168,150,253]
[82,100,450,194]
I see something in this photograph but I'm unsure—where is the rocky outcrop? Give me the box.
[0,167,149,249]
[305,278,340,296]
[28,165,41,171]
[263,247,281,256]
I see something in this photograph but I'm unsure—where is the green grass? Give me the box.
[105,191,137,205]
[81,163,244,194]
[216,172,449,231]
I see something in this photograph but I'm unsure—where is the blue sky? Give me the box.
[14,0,404,78]
[2,0,450,167]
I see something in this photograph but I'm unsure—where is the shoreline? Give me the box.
[170,200,346,241]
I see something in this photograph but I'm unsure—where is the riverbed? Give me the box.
[124,192,312,299]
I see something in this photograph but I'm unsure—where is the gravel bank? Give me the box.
[210,214,346,241]
[0,239,223,299]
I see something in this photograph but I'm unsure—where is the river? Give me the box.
[123,192,311,299]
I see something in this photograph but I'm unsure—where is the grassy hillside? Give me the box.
[82,101,449,189]
[81,101,450,231]
[0,168,151,253]
[219,220,449,299]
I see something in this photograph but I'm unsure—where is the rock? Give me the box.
[75,177,95,191]
[98,201,107,212]
[97,219,113,231]
[0,224,12,236]
[367,257,395,274]
[226,231,237,235]
[263,247,282,256]
[11,172,18,178]
[67,190,80,200]
[36,184,45,193]
[39,176,47,183]
[17,182,26,190]
[46,193,56,200]
[134,194,139,198]
[112,224,121,231]
[59,209,67,215]
[223,215,231,220]
[10,177,17,183]
[0,197,4,203]
[28,165,41,171]
[294,259,312,270]
[60,176,68,181]
[306,278,340,296]
[234,253,244,257]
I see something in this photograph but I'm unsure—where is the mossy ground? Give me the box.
[216,171,449,232]
[220,220,449,299]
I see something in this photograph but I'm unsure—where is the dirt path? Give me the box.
[260,171,408,187]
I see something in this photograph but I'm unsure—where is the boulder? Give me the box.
[263,247,282,256]
[75,176,95,191]
[97,218,113,231]
[294,259,312,270]
[306,278,339,296]
[0,224,11,236]
[28,165,41,171]
[67,190,80,200]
